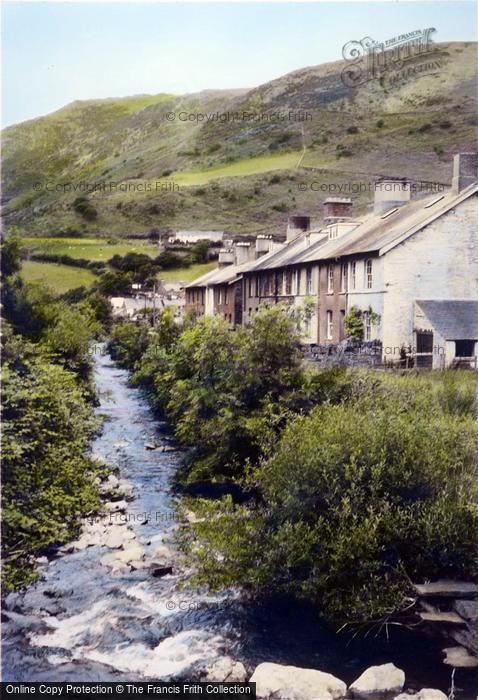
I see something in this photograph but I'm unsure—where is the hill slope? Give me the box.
[2,42,477,236]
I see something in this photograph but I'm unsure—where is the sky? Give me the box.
[2,1,477,127]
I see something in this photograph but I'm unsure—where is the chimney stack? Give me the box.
[452,153,478,194]
[286,214,310,242]
[255,235,274,257]
[234,241,254,266]
[374,178,410,214]
[323,197,353,224]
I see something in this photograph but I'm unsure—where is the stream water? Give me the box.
[2,350,478,697]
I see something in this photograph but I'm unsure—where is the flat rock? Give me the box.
[442,646,478,668]
[419,611,465,625]
[205,657,247,682]
[394,690,447,700]
[103,528,135,549]
[116,545,145,563]
[161,444,178,452]
[413,581,478,599]
[350,663,405,698]
[450,628,478,656]
[453,600,478,622]
[151,544,174,562]
[249,662,346,700]
[107,474,120,489]
[103,500,127,514]
[130,560,147,571]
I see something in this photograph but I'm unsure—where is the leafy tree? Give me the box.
[2,332,102,589]
[41,304,101,376]
[190,241,210,264]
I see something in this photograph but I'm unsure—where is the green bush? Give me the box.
[73,196,98,221]
[127,306,304,480]
[2,332,102,590]
[186,376,478,622]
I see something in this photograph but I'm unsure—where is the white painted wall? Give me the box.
[382,194,478,363]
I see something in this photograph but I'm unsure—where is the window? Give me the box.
[217,288,222,304]
[365,259,373,289]
[327,265,334,293]
[296,269,301,295]
[326,311,334,340]
[306,268,313,294]
[363,311,372,341]
[285,270,292,295]
[248,277,254,298]
[224,286,229,305]
[455,340,475,358]
[350,261,356,290]
[341,263,348,293]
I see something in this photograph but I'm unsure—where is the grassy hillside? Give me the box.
[3,42,477,237]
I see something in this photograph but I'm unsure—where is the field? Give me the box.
[21,237,159,261]
[157,262,216,283]
[21,261,97,293]
[20,255,216,294]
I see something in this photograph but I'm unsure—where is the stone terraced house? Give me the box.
[185,153,478,369]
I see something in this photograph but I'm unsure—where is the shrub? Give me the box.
[376,119,384,128]
[187,376,478,622]
[272,202,289,212]
[347,126,359,134]
[2,334,102,590]
[73,196,98,221]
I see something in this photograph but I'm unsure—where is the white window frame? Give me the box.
[306,267,313,294]
[327,265,334,294]
[341,262,348,293]
[365,259,373,289]
[350,261,356,290]
[326,310,333,340]
[363,311,372,340]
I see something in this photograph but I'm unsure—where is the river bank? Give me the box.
[2,350,477,697]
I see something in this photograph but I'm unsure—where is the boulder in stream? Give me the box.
[249,662,346,699]
[394,690,447,700]
[205,656,247,682]
[349,663,405,697]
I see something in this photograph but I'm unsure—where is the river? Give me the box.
[2,350,477,696]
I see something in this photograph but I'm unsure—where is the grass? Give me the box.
[21,261,96,293]
[159,152,302,187]
[21,237,159,261]
[21,256,216,292]
[157,262,216,283]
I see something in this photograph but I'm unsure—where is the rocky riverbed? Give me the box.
[2,349,477,697]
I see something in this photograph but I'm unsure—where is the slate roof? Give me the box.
[184,180,478,286]
[271,182,478,266]
[416,300,478,340]
[184,245,285,289]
